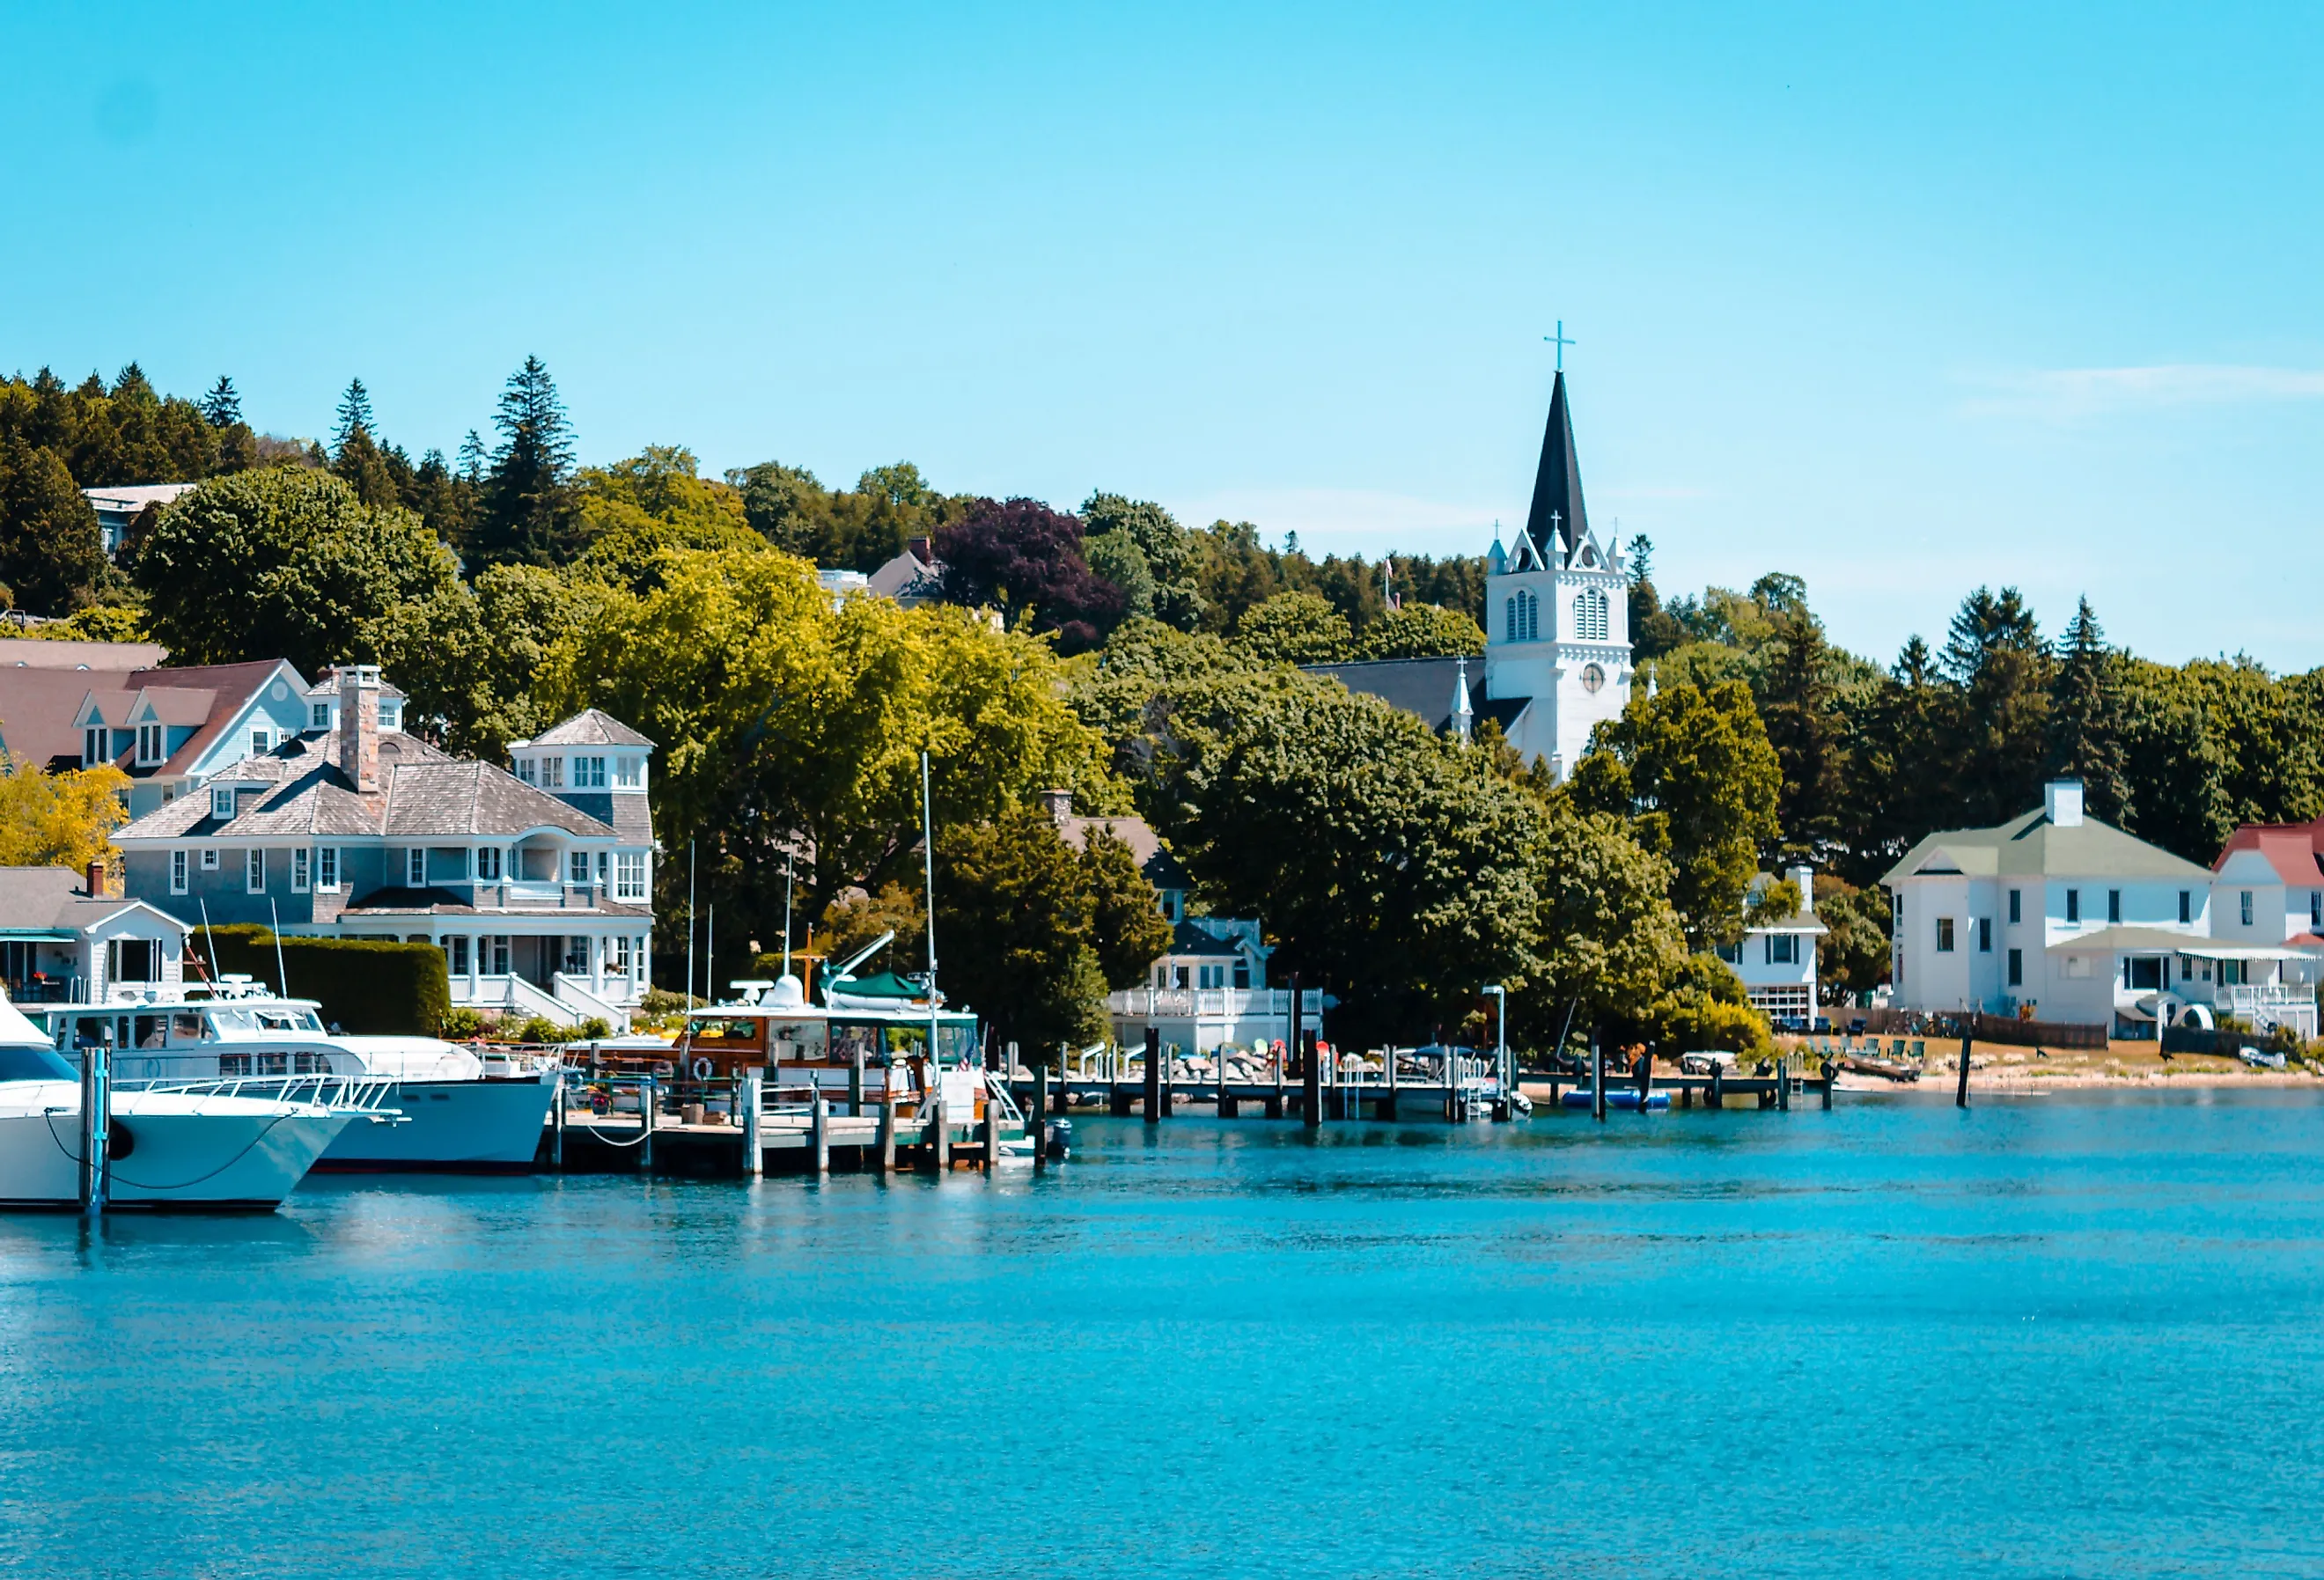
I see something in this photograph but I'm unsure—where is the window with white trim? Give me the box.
[318,847,339,892]
[246,849,265,893]
[614,755,644,789]
[407,849,425,887]
[609,934,632,975]
[478,846,502,880]
[171,849,188,893]
[2241,890,2254,927]
[312,702,331,729]
[200,849,219,871]
[1575,588,1610,643]
[137,724,164,764]
[517,757,536,785]
[1504,589,1540,643]
[84,726,105,766]
[292,849,310,892]
[569,851,591,886]
[211,788,236,821]
[541,756,564,789]
[251,726,272,755]
[614,851,648,900]
[1766,933,1798,965]
[379,701,401,731]
[576,756,606,789]
[446,936,470,974]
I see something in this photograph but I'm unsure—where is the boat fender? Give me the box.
[107,1119,136,1161]
[691,1056,715,1081]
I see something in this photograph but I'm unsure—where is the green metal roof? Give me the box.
[1881,807,2212,888]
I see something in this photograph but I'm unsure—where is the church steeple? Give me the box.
[1522,370,1588,561]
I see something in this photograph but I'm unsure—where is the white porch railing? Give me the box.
[553,974,634,1032]
[1105,987,1325,1020]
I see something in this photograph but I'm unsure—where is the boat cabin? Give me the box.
[676,975,982,1116]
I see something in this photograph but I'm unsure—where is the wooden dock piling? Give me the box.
[849,1049,865,1117]
[1956,1022,1973,1108]
[742,1073,762,1175]
[551,1070,566,1170]
[1030,1055,1047,1174]
[811,1093,830,1173]
[1143,1027,1161,1123]
[640,1077,657,1172]
[878,1098,897,1172]
[929,1099,950,1171]
[1777,1055,1791,1112]
[1591,1032,1606,1122]
[1300,1029,1321,1130]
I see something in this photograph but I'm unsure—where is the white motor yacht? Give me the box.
[0,995,353,1211]
[40,979,557,1174]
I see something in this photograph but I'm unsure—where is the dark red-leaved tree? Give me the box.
[932,496,1123,652]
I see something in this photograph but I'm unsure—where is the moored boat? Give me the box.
[0,996,355,1210]
[34,979,557,1173]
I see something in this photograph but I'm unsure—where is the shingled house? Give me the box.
[111,665,657,1029]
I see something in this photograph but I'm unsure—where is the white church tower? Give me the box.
[1482,370,1633,779]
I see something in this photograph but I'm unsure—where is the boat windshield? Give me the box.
[0,1045,77,1083]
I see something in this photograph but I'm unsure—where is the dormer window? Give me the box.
[379,701,402,731]
[137,724,164,764]
[614,755,644,789]
[311,702,331,730]
[541,756,564,790]
[576,755,606,789]
[85,727,107,767]
[211,787,236,820]
[250,726,273,755]
[517,758,536,785]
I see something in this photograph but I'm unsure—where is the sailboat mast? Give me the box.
[921,749,940,1066]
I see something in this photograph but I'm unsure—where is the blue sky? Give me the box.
[6,2,2321,668]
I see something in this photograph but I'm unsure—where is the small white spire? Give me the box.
[1452,657,1474,744]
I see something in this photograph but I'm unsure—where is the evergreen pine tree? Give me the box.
[1759,605,1845,857]
[333,378,376,452]
[456,429,489,484]
[200,376,242,429]
[476,356,579,565]
[2046,596,2132,823]
[1938,586,2054,825]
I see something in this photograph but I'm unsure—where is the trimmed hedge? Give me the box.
[194,923,451,1036]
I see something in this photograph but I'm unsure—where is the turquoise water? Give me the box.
[4,1091,2321,1577]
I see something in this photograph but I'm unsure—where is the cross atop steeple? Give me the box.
[1543,320,1576,371]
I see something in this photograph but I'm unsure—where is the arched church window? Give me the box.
[1504,595,1519,643]
[1577,588,1608,642]
[1504,591,1541,643]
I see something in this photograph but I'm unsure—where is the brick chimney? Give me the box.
[338,665,381,793]
[86,859,107,898]
[908,536,932,563]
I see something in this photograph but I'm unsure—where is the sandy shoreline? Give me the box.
[1785,1037,2322,1093]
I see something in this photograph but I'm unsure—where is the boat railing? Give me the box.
[115,1072,402,1113]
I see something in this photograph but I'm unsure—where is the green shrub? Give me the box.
[513,1014,562,1045]
[577,1017,612,1040]
[438,1006,487,1040]
[194,923,450,1035]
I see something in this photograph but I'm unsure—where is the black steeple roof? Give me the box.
[1521,371,1588,561]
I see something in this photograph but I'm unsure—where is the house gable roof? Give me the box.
[113,729,621,843]
[0,866,185,937]
[1881,807,2214,888]
[2214,823,2324,887]
[524,709,655,749]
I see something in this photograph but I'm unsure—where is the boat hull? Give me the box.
[311,1076,555,1173]
[0,1085,351,1211]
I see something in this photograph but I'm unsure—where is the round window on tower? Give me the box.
[1581,663,1606,694]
